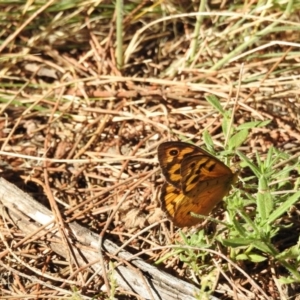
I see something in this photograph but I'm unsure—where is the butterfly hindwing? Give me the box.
[160,180,234,227]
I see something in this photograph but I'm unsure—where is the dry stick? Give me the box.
[64,255,145,297]
[1,83,58,151]
[42,176,81,276]
[0,261,82,299]
[0,177,197,299]
[212,258,248,299]
[113,221,165,256]
[67,258,101,280]
[0,71,32,115]
[0,0,56,53]
[0,150,154,165]
[130,245,271,300]
[237,101,265,120]
[116,132,157,180]
[103,10,117,62]
[0,219,54,259]
[65,172,148,217]
[242,47,292,106]
[95,185,143,294]
[92,190,131,296]
[0,228,76,285]
[83,107,170,132]
[110,221,167,253]
[105,250,156,300]
[87,19,105,74]
[259,106,300,141]
[272,270,287,300]
[123,0,148,25]
[0,67,46,150]
[74,102,114,159]
[89,169,158,293]
[65,127,87,160]
[42,96,83,283]
[64,114,103,160]
[69,195,113,221]
[274,152,300,169]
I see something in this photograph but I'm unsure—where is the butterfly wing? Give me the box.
[180,154,234,197]
[157,142,211,189]
[158,142,239,227]
[160,180,235,227]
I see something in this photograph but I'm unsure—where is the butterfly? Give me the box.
[157,141,239,227]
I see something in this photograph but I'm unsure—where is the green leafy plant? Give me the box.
[160,98,300,288]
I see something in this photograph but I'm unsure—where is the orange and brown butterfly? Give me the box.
[157,141,239,227]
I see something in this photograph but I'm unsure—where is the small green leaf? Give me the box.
[236,253,267,262]
[268,191,300,224]
[202,130,214,152]
[222,238,253,247]
[275,244,300,260]
[279,276,298,284]
[237,150,261,177]
[236,120,271,130]
[205,95,224,114]
[228,129,248,149]
[257,175,273,220]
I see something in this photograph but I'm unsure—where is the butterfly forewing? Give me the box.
[157,142,211,189]
[180,154,234,196]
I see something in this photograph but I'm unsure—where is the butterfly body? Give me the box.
[158,141,238,227]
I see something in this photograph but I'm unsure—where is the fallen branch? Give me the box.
[0,177,201,300]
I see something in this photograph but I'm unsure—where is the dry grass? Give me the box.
[0,1,300,299]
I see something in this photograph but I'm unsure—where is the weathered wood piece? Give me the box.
[0,177,211,300]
